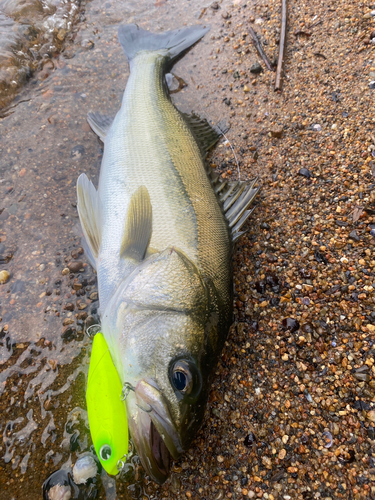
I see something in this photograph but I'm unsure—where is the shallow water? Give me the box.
[0,0,241,497]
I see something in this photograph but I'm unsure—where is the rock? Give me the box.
[311,123,322,131]
[62,268,70,276]
[63,302,74,311]
[68,261,83,273]
[42,469,76,500]
[349,230,360,241]
[0,270,10,284]
[282,317,300,332]
[210,1,219,9]
[298,168,312,179]
[57,29,66,41]
[250,62,263,74]
[369,81,375,90]
[270,127,283,138]
[367,410,375,422]
[72,455,98,484]
[61,326,76,339]
[70,145,85,160]
[243,85,251,92]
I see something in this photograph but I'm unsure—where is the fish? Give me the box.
[77,23,259,483]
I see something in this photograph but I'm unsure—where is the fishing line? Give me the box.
[221,131,241,181]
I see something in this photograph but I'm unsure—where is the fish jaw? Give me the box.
[126,379,183,484]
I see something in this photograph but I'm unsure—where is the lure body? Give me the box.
[86,332,128,475]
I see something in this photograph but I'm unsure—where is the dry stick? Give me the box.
[248,26,275,72]
[275,0,288,91]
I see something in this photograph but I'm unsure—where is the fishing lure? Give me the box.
[86,332,128,475]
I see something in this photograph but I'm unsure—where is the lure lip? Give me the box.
[126,378,183,484]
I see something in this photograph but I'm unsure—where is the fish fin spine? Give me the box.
[120,185,152,261]
[210,175,260,242]
[182,113,228,157]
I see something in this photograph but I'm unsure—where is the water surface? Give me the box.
[0,0,242,497]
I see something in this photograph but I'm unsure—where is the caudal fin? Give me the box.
[118,24,209,67]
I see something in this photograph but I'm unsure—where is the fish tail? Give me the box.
[118,24,209,68]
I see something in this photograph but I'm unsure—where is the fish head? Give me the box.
[102,247,224,483]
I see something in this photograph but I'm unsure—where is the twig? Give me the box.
[248,26,275,72]
[275,0,288,91]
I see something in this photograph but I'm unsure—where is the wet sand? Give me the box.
[1,0,375,498]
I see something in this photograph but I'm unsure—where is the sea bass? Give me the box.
[77,24,259,483]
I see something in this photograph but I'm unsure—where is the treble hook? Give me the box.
[121,382,135,401]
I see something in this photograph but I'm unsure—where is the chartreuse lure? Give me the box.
[86,332,128,475]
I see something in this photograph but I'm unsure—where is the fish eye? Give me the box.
[171,361,193,394]
[99,444,112,461]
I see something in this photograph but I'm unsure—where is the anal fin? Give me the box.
[120,186,152,261]
[77,174,102,263]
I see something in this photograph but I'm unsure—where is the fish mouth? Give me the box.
[127,379,183,484]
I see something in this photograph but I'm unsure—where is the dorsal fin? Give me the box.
[183,113,228,157]
[120,186,152,261]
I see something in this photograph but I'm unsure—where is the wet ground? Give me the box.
[1,0,375,498]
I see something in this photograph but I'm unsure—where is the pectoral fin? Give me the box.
[77,174,102,263]
[87,112,115,141]
[120,186,152,261]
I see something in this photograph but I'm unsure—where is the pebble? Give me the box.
[0,270,10,284]
[47,484,71,500]
[270,127,283,138]
[72,455,98,484]
[298,168,312,179]
[250,62,263,74]
[68,261,84,273]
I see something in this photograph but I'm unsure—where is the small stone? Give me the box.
[278,448,286,460]
[57,29,66,41]
[369,81,375,90]
[210,1,219,10]
[70,145,85,160]
[0,270,10,284]
[89,291,98,301]
[282,317,300,332]
[62,268,70,276]
[72,455,98,484]
[217,455,224,463]
[349,230,360,241]
[243,85,250,92]
[68,261,83,273]
[63,303,74,311]
[311,123,322,131]
[63,318,74,326]
[250,62,263,74]
[298,168,312,179]
[367,410,375,422]
[61,326,76,339]
[281,353,289,361]
[270,127,283,138]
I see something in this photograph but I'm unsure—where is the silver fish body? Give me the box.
[77,24,259,483]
